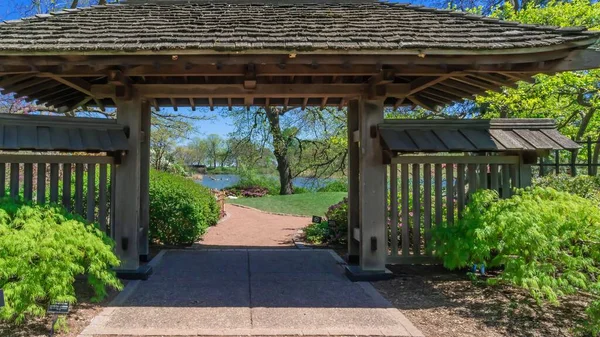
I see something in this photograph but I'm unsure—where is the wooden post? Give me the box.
[349,97,389,278]
[114,90,149,279]
[139,101,151,261]
[519,155,532,188]
[346,100,360,263]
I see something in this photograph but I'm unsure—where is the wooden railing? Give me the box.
[387,155,521,264]
[0,154,116,237]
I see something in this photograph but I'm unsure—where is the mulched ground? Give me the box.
[373,265,591,337]
[0,279,125,337]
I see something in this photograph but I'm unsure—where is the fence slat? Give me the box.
[510,164,519,190]
[50,164,59,203]
[423,163,432,254]
[501,164,510,198]
[10,163,19,199]
[75,163,84,215]
[456,164,465,218]
[446,164,454,225]
[0,163,5,197]
[87,164,96,223]
[37,163,46,204]
[99,164,108,233]
[479,164,488,190]
[389,164,399,257]
[109,163,116,239]
[400,163,409,256]
[62,163,72,211]
[23,163,33,201]
[412,164,421,256]
[434,164,442,228]
[467,163,478,196]
[490,164,499,193]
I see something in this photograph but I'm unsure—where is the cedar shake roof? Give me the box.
[379,118,580,153]
[0,1,597,53]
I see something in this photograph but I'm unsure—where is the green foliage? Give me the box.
[304,221,330,244]
[231,169,280,196]
[305,197,348,244]
[431,187,600,332]
[149,170,220,245]
[0,198,122,323]
[534,174,600,203]
[317,179,348,193]
[230,192,346,217]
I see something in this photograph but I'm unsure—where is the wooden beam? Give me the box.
[189,98,196,111]
[170,98,178,111]
[407,72,459,96]
[41,73,93,96]
[407,95,437,111]
[0,74,36,89]
[209,97,215,111]
[67,96,93,111]
[450,76,499,91]
[1,77,51,95]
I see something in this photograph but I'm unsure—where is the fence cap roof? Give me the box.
[378,118,580,153]
[0,114,128,153]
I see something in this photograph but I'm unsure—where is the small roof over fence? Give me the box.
[378,118,580,153]
[0,114,128,153]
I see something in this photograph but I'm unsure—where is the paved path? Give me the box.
[80,249,422,336]
[197,204,310,248]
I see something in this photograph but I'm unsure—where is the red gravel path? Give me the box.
[197,204,311,248]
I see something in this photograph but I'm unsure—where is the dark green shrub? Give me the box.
[304,221,330,244]
[325,197,348,243]
[318,179,348,192]
[431,187,600,333]
[149,170,220,245]
[292,186,309,194]
[0,198,122,323]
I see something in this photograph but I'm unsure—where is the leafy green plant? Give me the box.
[230,169,280,196]
[431,187,600,332]
[317,179,348,192]
[149,170,220,245]
[534,174,600,203]
[0,198,122,323]
[325,198,348,244]
[304,221,330,244]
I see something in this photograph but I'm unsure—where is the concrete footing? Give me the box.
[345,265,394,282]
[116,264,153,280]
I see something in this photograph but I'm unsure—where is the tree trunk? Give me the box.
[265,108,293,195]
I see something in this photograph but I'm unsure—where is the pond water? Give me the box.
[196,174,332,190]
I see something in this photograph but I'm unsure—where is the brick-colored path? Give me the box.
[197,204,311,248]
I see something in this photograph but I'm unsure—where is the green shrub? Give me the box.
[304,221,330,244]
[292,186,309,194]
[231,169,279,195]
[149,170,220,245]
[431,187,600,333]
[325,197,348,243]
[318,179,348,192]
[0,198,122,323]
[534,174,600,203]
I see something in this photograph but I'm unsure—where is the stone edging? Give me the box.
[227,202,311,218]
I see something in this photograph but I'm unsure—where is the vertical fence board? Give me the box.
[456,163,465,218]
[423,163,432,254]
[37,163,46,204]
[501,164,510,198]
[490,164,499,193]
[87,164,96,223]
[23,163,33,201]
[400,163,409,256]
[389,164,399,257]
[98,164,108,233]
[50,164,59,203]
[446,164,454,225]
[467,163,478,196]
[412,164,421,256]
[75,163,84,215]
[510,164,519,190]
[10,163,19,199]
[0,163,5,197]
[434,164,442,228]
[109,163,116,240]
[479,164,488,190]
[62,163,72,211]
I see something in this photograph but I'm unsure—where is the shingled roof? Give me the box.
[0,0,597,53]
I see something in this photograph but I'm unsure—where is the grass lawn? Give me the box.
[228,192,346,216]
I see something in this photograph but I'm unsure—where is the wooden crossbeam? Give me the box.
[450,76,498,91]
[407,95,437,111]
[0,74,36,89]
[41,73,93,96]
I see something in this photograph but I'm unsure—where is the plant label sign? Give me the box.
[47,302,69,315]
[0,289,4,308]
[312,216,322,224]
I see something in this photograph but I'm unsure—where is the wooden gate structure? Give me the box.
[0,0,598,280]
[378,119,580,264]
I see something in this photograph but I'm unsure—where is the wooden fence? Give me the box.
[386,155,521,265]
[0,154,116,237]
[538,137,600,176]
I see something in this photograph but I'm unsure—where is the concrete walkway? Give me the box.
[80,249,423,336]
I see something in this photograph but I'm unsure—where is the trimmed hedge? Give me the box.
[0,199,122,323]
[149,170,220,245]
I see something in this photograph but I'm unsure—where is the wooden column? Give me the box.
[346,100,360,262]
[139,101,151,261]
[114,91,147,278]
[357,97,387,272]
